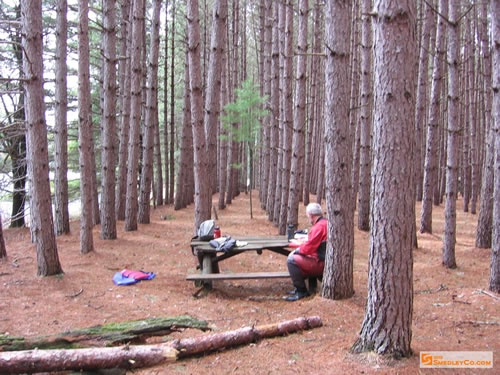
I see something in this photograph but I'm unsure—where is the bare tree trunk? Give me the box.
[218,49,228,210]
[154,95,163,206]
[188,0,211,232]
[77,0,95,254]
[490,0,500,293]
[266,0,280,221]
[54,0,70,235]
[351,0,416,357]
[287,0,308,230]
[322,0,353,300]
[169,0,176,204]
[476,0,494,248]
[124,0,145,231]
[414,0,435,202]
[357,0,373,232]
[100,0,117,239]
[115,1,132,221]
[204,0,227,205]
[278,1,293,235]
[22,0,63,274]
[174,54,193,211]
[442,0,460,269]
[349,1,360,209]
[138,0,162,224]
[0,215,6,259]
[163,1,170,205]
[420,0,448,234]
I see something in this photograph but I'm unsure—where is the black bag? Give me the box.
[317,241,327,262]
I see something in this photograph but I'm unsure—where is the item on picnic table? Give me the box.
[209,236,237,252]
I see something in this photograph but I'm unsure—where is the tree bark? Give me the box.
[351,0,416,358]
[204,0,227,204]
[322,0,354,300]
[188,0,211,232]
[266,0,280,221]
[357,0,373,232]
[22,0,63,273]
[77,0,95,253]
[138,0,162,224]
[115,0,132,221]
[0,215,6,259]
[420,0,448,234]
[442,0,460,269]
[414,0,435,202]
[54,0,70,235]
[278,1,293,235]
[489,0,499,293]
[124,0,145,231]
[100,0,117,239]
[476,0,494,248]
[287,0,308,231]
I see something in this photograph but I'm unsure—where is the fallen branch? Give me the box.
[476,289,500,301]
[0,316,322,373]
[66,287,84,298]
[0,315,209,352]
[456,320,499,327]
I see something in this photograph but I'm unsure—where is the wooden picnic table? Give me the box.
[187,235,293,288]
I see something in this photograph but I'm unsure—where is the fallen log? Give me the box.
[0,316,322,374]
[172,315,323,357]
[0,315,209,351]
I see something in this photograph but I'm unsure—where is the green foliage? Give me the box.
[221,78,268,145]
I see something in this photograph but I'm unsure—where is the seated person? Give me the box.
[284,202,327,302]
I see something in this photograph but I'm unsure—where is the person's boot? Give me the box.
[283,289,310,301]
[308,277,318,294]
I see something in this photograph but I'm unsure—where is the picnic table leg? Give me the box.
[201,254,214,289]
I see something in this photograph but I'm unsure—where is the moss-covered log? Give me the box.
[0,316,322,374]
[0,315,209,351]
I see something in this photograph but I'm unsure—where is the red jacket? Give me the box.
[299,217,328,259]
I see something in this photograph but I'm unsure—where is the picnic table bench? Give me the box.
[187,235,293,288]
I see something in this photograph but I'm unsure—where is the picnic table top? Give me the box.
[190,235,291,252]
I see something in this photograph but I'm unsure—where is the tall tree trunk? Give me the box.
[442,0,460,269]
[420,0,448,234]
[266,0,280,221]
[278,1,293,235]
[138,0,162,224]
[351,0,416,357]
[204,0,227,205]
[54,0,70,235]
[163,1,169,205]
[154,93,163,206]
[174,54,193,211]
[476,0,494,248]
[188,0,211,232]
[287,0,308,230]
[169,0,176,204]
[115,1,132,221]
[357,0,373,232]
[0,215,6,259]
[124,0,145,231]
[218,49,228,210]
[303,1,322,207]
[22,0,63,274]
[349,1,360,209]
[77,0,95,254]
[414,0,435,203]
[101,0,117,239]
[490,0,500,293]
[322,0,353,300]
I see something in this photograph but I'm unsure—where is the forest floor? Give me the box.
[1,191,498,375]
